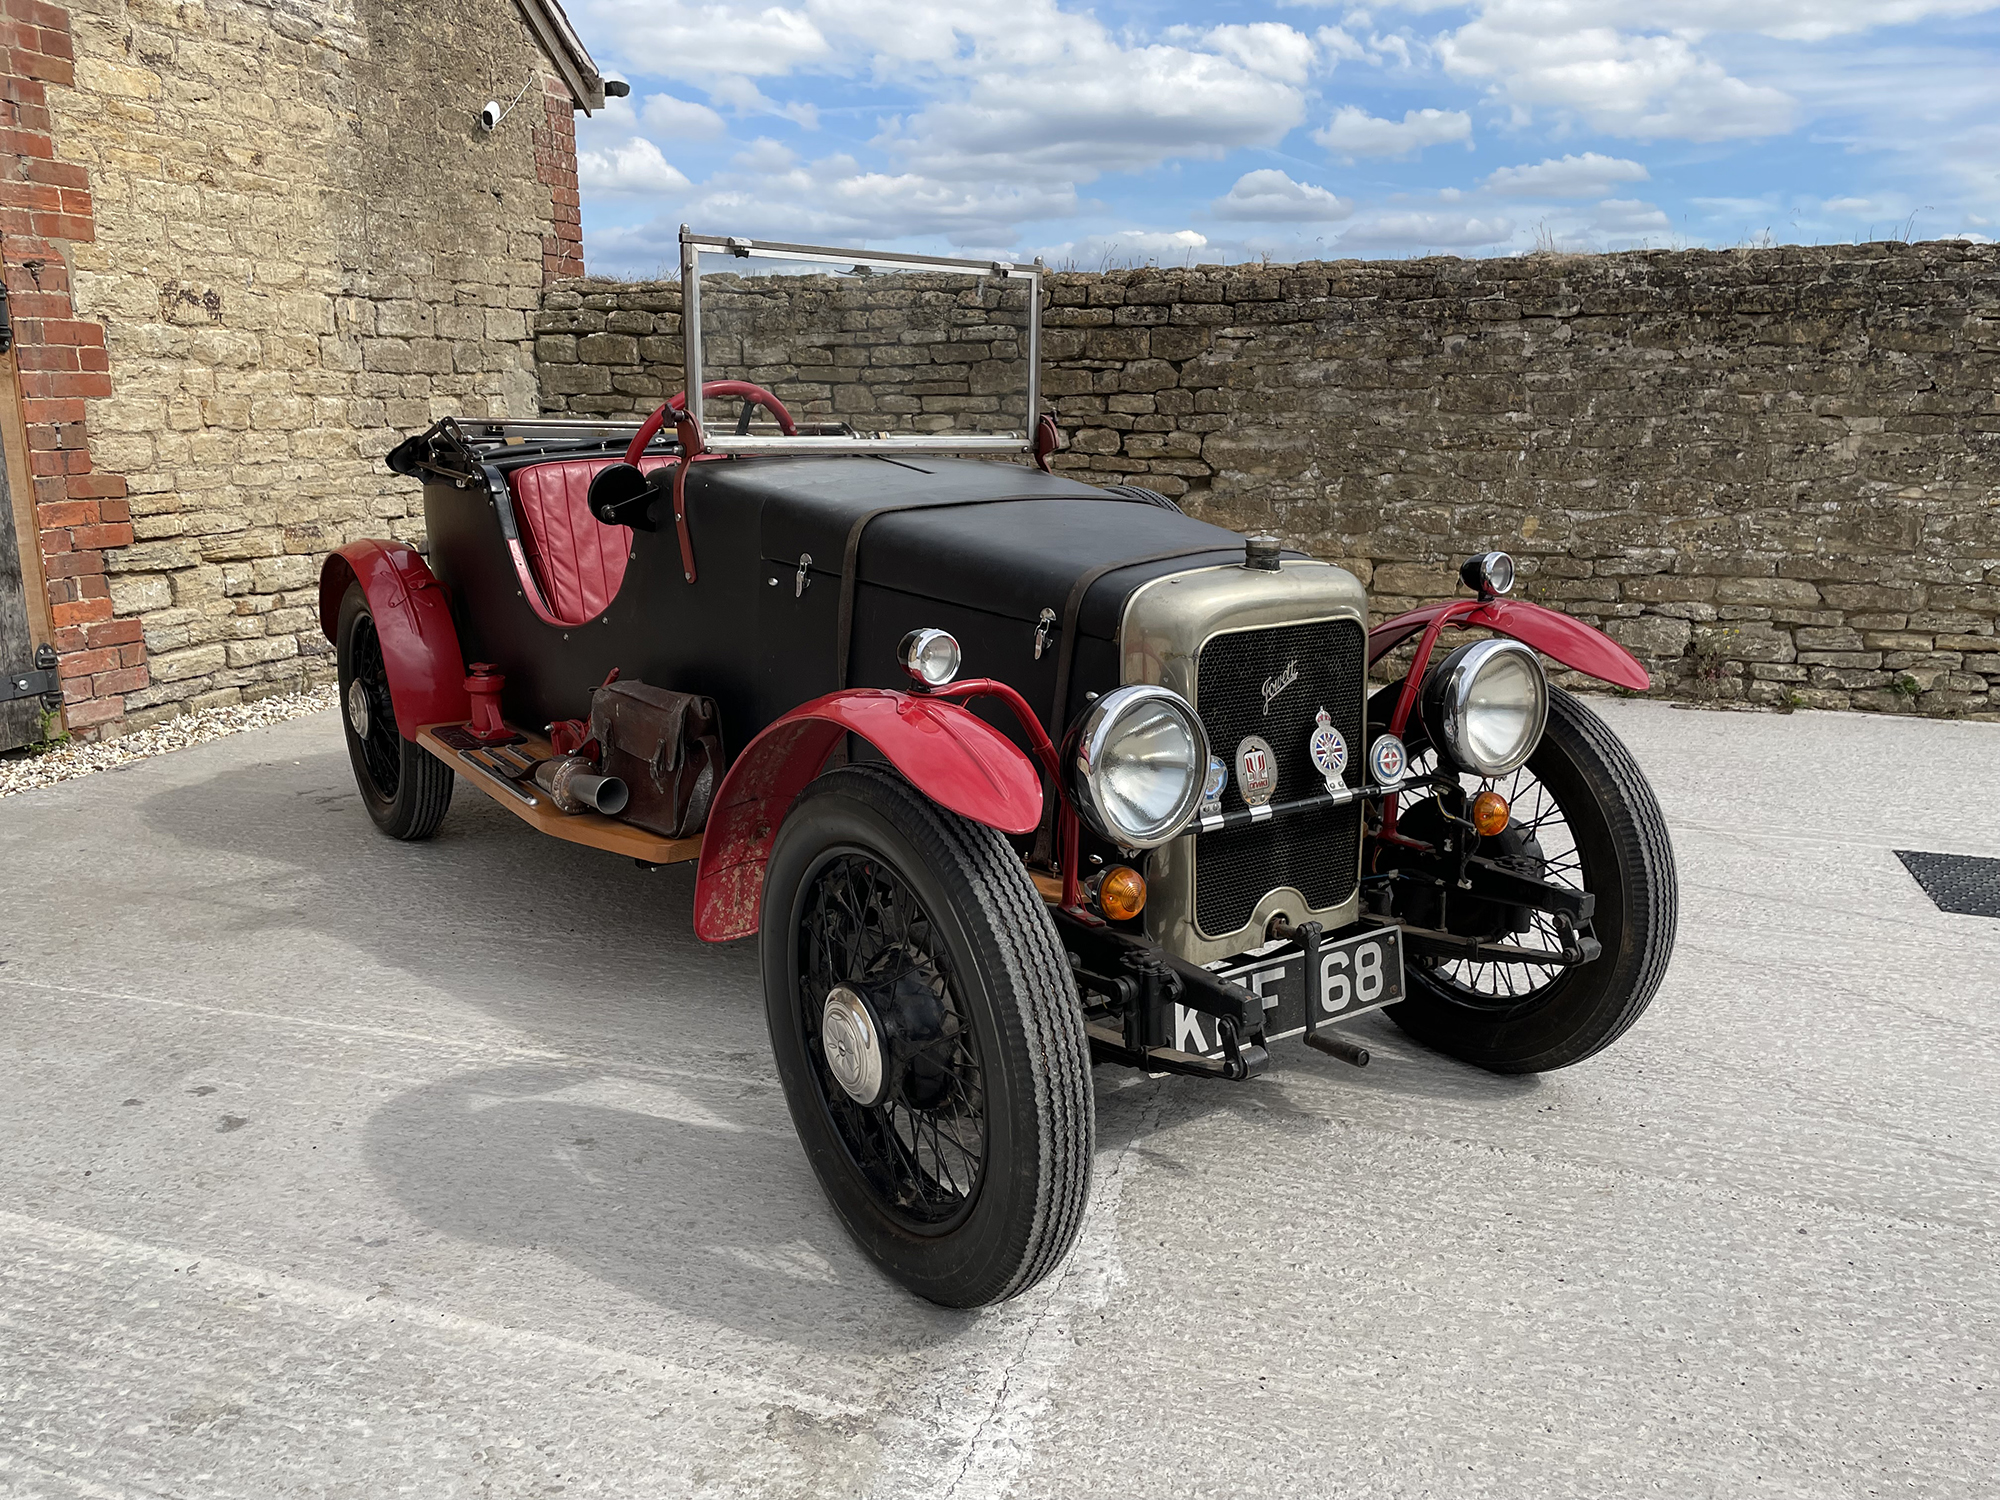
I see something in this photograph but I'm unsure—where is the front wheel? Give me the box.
[1368,684,1677,1073]
[761,764,1093,1308]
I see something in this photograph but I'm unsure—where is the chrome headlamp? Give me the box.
[1063,685,1210,850]
[1419,638,1548,778]
[898,628,961,688]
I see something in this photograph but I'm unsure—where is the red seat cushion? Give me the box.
[507,457,672,626]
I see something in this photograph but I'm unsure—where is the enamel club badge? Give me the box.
[1307,706,1348,794]
[1234,735,1277,807]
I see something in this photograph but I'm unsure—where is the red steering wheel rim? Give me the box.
[625,380,797,464]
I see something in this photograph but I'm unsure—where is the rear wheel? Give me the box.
[335,582,454,840]
[1369,684,1676,1073]
[761,764,1093,1307]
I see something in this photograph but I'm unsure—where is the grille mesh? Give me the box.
[1193,617,1366,938]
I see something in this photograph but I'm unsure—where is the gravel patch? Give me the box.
[0,686,337,799]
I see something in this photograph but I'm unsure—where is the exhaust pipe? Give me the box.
[534,755,630,816]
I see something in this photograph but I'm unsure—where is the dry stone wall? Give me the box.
[538,241,2000,717]
[25,0,569,732]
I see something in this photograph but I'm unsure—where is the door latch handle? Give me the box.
[1034,607,1056,659]
[794,553,812,597]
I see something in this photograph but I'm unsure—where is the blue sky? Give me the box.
[560,0,2000,275]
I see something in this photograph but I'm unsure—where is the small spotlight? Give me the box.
[1459,551,1516,597]
[898,628,961,688]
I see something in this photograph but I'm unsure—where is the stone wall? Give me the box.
[537,241,2000,717]
[8,0,574,734]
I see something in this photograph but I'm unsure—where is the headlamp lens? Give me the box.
[1065,685,1208,849]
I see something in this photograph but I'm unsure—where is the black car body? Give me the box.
[327,230,1678,1307]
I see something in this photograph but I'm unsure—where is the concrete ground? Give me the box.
[1,699,1995,1500]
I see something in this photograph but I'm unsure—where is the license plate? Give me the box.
[1170,926,1406,1060]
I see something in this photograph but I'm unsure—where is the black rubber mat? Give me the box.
[1894,850,2000,918]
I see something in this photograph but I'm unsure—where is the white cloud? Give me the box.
[577,138,692,197]
[1313,105,1472,159]
[1211,169,1354,222]
[1038,229,1213,268]
[1338,211,1514,247]
[731,137,798,173]
[1591,197,1672,232]
[641,92,726,139]
[1820,195,1876,213]
[1484,152,1651,197]
[1195,23,1320,84]
[1433,5,1796,139]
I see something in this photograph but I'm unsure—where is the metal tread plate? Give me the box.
[1894,849,2000,918]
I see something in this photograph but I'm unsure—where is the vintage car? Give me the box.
[324,230,1676,1308]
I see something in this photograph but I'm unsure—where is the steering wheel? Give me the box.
[623,380,797,465]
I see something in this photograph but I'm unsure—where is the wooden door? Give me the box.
[1,310,54,752]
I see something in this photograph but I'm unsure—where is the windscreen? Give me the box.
[691,250,1033,440]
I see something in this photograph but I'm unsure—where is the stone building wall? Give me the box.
[537,241,2000,716]
[5,0,578,735]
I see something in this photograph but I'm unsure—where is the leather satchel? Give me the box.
[587,680,724,838]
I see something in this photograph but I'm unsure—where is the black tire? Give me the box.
[335,581,454,841]
[1372,685,1677,1073]
[760,763,1093,1308]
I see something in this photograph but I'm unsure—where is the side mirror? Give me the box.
[588,463,657,529]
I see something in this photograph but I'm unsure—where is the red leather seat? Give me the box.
[507,457,672,626]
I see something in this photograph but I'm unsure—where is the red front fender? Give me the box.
[319,541,470,738]
[1369,597,1651,693]
[693,689,1045,943]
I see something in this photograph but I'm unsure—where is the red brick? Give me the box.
[91,665,147,695]
[97,498,129,523]
[28,212,95,242]
[22,398,85,424]
[37,524,68,552]
[13,340,78,370]
[34,317,101,345]
[52,624,84,651]
[63,696,124,728]
[71,521,129,549]
[76,345,106,372]
[67,473,126,499]
[0,124,51,156]
[83,617,142,648]
[43,546,101,578]
[18,154,85,188]
[75,573,108,598]
[37,499,97,527]
[117,642,145,667]
[28,445,64,475]
[0,178,61,212]
[62,445,93,473]
[57,645,119,677]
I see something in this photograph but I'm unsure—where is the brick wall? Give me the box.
[2,0,580,736]
[537,242,2000,718]
[0,0,140,731]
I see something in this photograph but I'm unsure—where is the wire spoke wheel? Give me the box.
[797,850,987,1229]
[347,613,403,800]
[1369,683,1678,1074]
[1394,746,1582,1013]
[762,764,1091,1307]
[334,581,453,841]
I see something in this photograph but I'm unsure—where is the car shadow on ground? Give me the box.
[141,736,1535,1339]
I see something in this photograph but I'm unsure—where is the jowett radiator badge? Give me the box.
[1234,735,1277,807]
[1307,706,1348,794]
[1260,659,1299,715]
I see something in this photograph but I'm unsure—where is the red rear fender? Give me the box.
[319,541,470,737]
[693,690,1045,943]
[1368,596,1650,693]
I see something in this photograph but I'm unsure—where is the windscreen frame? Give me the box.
[678,226,1042,456]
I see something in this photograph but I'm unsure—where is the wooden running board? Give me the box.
[415,723,703,866]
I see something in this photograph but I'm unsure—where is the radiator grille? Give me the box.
[1193,617,1367,938]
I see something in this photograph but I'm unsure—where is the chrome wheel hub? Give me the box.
[346,679,373,740]
[821,985,885,1106]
